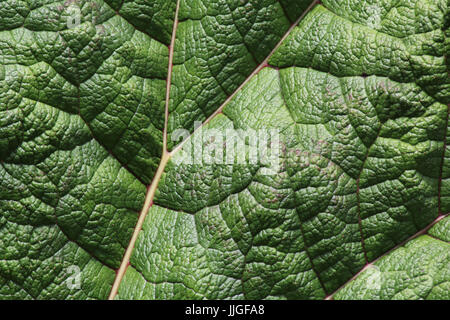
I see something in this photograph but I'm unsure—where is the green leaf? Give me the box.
[0,0,448,300]
[334,217,450,300]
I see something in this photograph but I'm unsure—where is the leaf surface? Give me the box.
[0,0,448,300]
[335,216,449,300]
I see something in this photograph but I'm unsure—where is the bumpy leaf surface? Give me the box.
[0,0,448,300]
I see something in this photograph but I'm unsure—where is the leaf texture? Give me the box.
[0,0,448,300]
